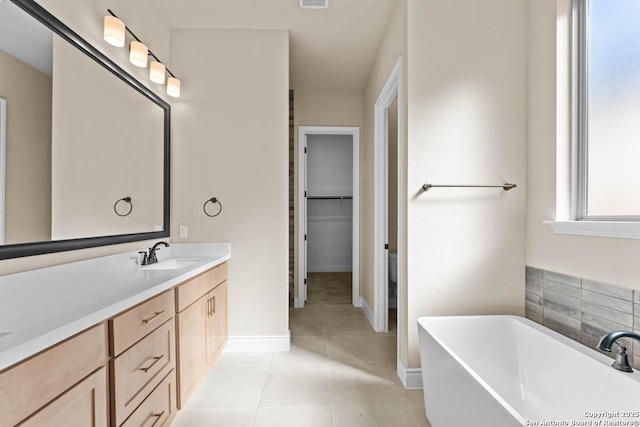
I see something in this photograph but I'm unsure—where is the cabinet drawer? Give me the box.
[0,323,107,427]
[112,320,175,426]
[176,262,227,312]
[110,290,175,356]
[121,370,177,427]
[19,367,107,427]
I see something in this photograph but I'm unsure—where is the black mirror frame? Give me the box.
[0,0,170,260]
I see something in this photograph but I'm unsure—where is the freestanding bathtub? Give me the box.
[418,315,640,427]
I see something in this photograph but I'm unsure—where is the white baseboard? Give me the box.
[306,266,352,273]
[362,297,375,330]
[294,296,304,308]
[353,296,363,308]
[397,359,423,389]
[223,332,291,352]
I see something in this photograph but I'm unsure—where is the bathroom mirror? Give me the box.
[0,0,170,260]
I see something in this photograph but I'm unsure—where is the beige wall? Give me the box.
[51,38,164,240]
[0,50,52,245]
[405,0,528,367]
[170,29,289,337]
[0,0,170,276]
[526,0,640,288]
[362,0,408,363]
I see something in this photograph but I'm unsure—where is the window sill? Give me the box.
[544,220,640,239]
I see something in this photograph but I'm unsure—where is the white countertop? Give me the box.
[0,243,230,372]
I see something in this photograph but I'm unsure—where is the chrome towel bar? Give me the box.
[422,183,517,192]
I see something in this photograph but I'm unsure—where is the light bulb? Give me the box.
[129,41,148,68]
[103,16,125,47]
[167,77,181,98]
[150,61,166,84]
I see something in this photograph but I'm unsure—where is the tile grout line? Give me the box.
[250,352,275,427]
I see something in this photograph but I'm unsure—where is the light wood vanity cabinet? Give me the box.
[207,281,228,360]
[0,324,108,427]
[109,290,177,427]
[176,262,228,408]
[0,260,228,427]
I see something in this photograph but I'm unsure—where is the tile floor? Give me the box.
[306,273,352,305]
[173,304,431,427]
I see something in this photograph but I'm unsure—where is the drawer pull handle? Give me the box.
[150,411,165,427]
[207,297,212,316]
[142,310,165,324]
[212,296,216,314]
[140,355,164,373]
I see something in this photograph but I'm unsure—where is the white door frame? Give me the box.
[373,58,403,336]
[296,126,360,308]
[0,98,6,245]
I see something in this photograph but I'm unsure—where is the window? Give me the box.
[575,0,640,220]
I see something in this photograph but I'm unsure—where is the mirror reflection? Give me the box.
[0,0,164,246]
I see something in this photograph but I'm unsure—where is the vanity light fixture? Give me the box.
[166,77,181,98]
[129,40,148,67]
[149,61,166,84]
[103,15,125,47]
[104,9,182,97]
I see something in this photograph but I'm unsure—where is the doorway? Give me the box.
[373,58,403,363]
[297,126,360,308]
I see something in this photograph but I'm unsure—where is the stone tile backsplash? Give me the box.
[525,266,640,367]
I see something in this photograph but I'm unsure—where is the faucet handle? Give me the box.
[138,251,149,265]
[612,345,633,373]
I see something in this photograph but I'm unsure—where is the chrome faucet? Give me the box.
[596,330,640,372]
[140,241,170,265]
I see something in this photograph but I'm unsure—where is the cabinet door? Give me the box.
[19,367,107,427]
[206,281,228,362]
[176,295,208,408]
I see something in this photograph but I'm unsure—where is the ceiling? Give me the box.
[151,0,399,91]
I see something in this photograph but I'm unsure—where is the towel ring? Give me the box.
[203,197,222,217]
[114,196,133,217]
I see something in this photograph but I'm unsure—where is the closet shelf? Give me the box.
[307,196,353,200]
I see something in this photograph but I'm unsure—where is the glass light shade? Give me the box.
[149,61,166,84]
[129,41,148,68]
[167,77,181,98]
[104,16,125,47]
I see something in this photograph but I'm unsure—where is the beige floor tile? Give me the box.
[290,317,327,336]
[272,336,328,365]
[185,364,270,409]
[173,409,256,427]
[290,305,325,318]
[403,388,425,406]
[373,335,398,362]
[326,316,373,336]
[334,405,420,427]
[260,362,332,407]
[411,403,432,427]
[322,304,367,319]
[326,336,387,364]
[330,362,409,408]
[253,407,334,427]
[216,351,274,366]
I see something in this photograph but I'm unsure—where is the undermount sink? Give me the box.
[142,259,198,270]
[0,332,11,339]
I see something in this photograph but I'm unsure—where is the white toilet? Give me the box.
[388,251,397,309]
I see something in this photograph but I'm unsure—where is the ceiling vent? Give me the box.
[299,0,328,9]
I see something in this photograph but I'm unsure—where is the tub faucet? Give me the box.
[144,241,170,265]
[596,330,640,372]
